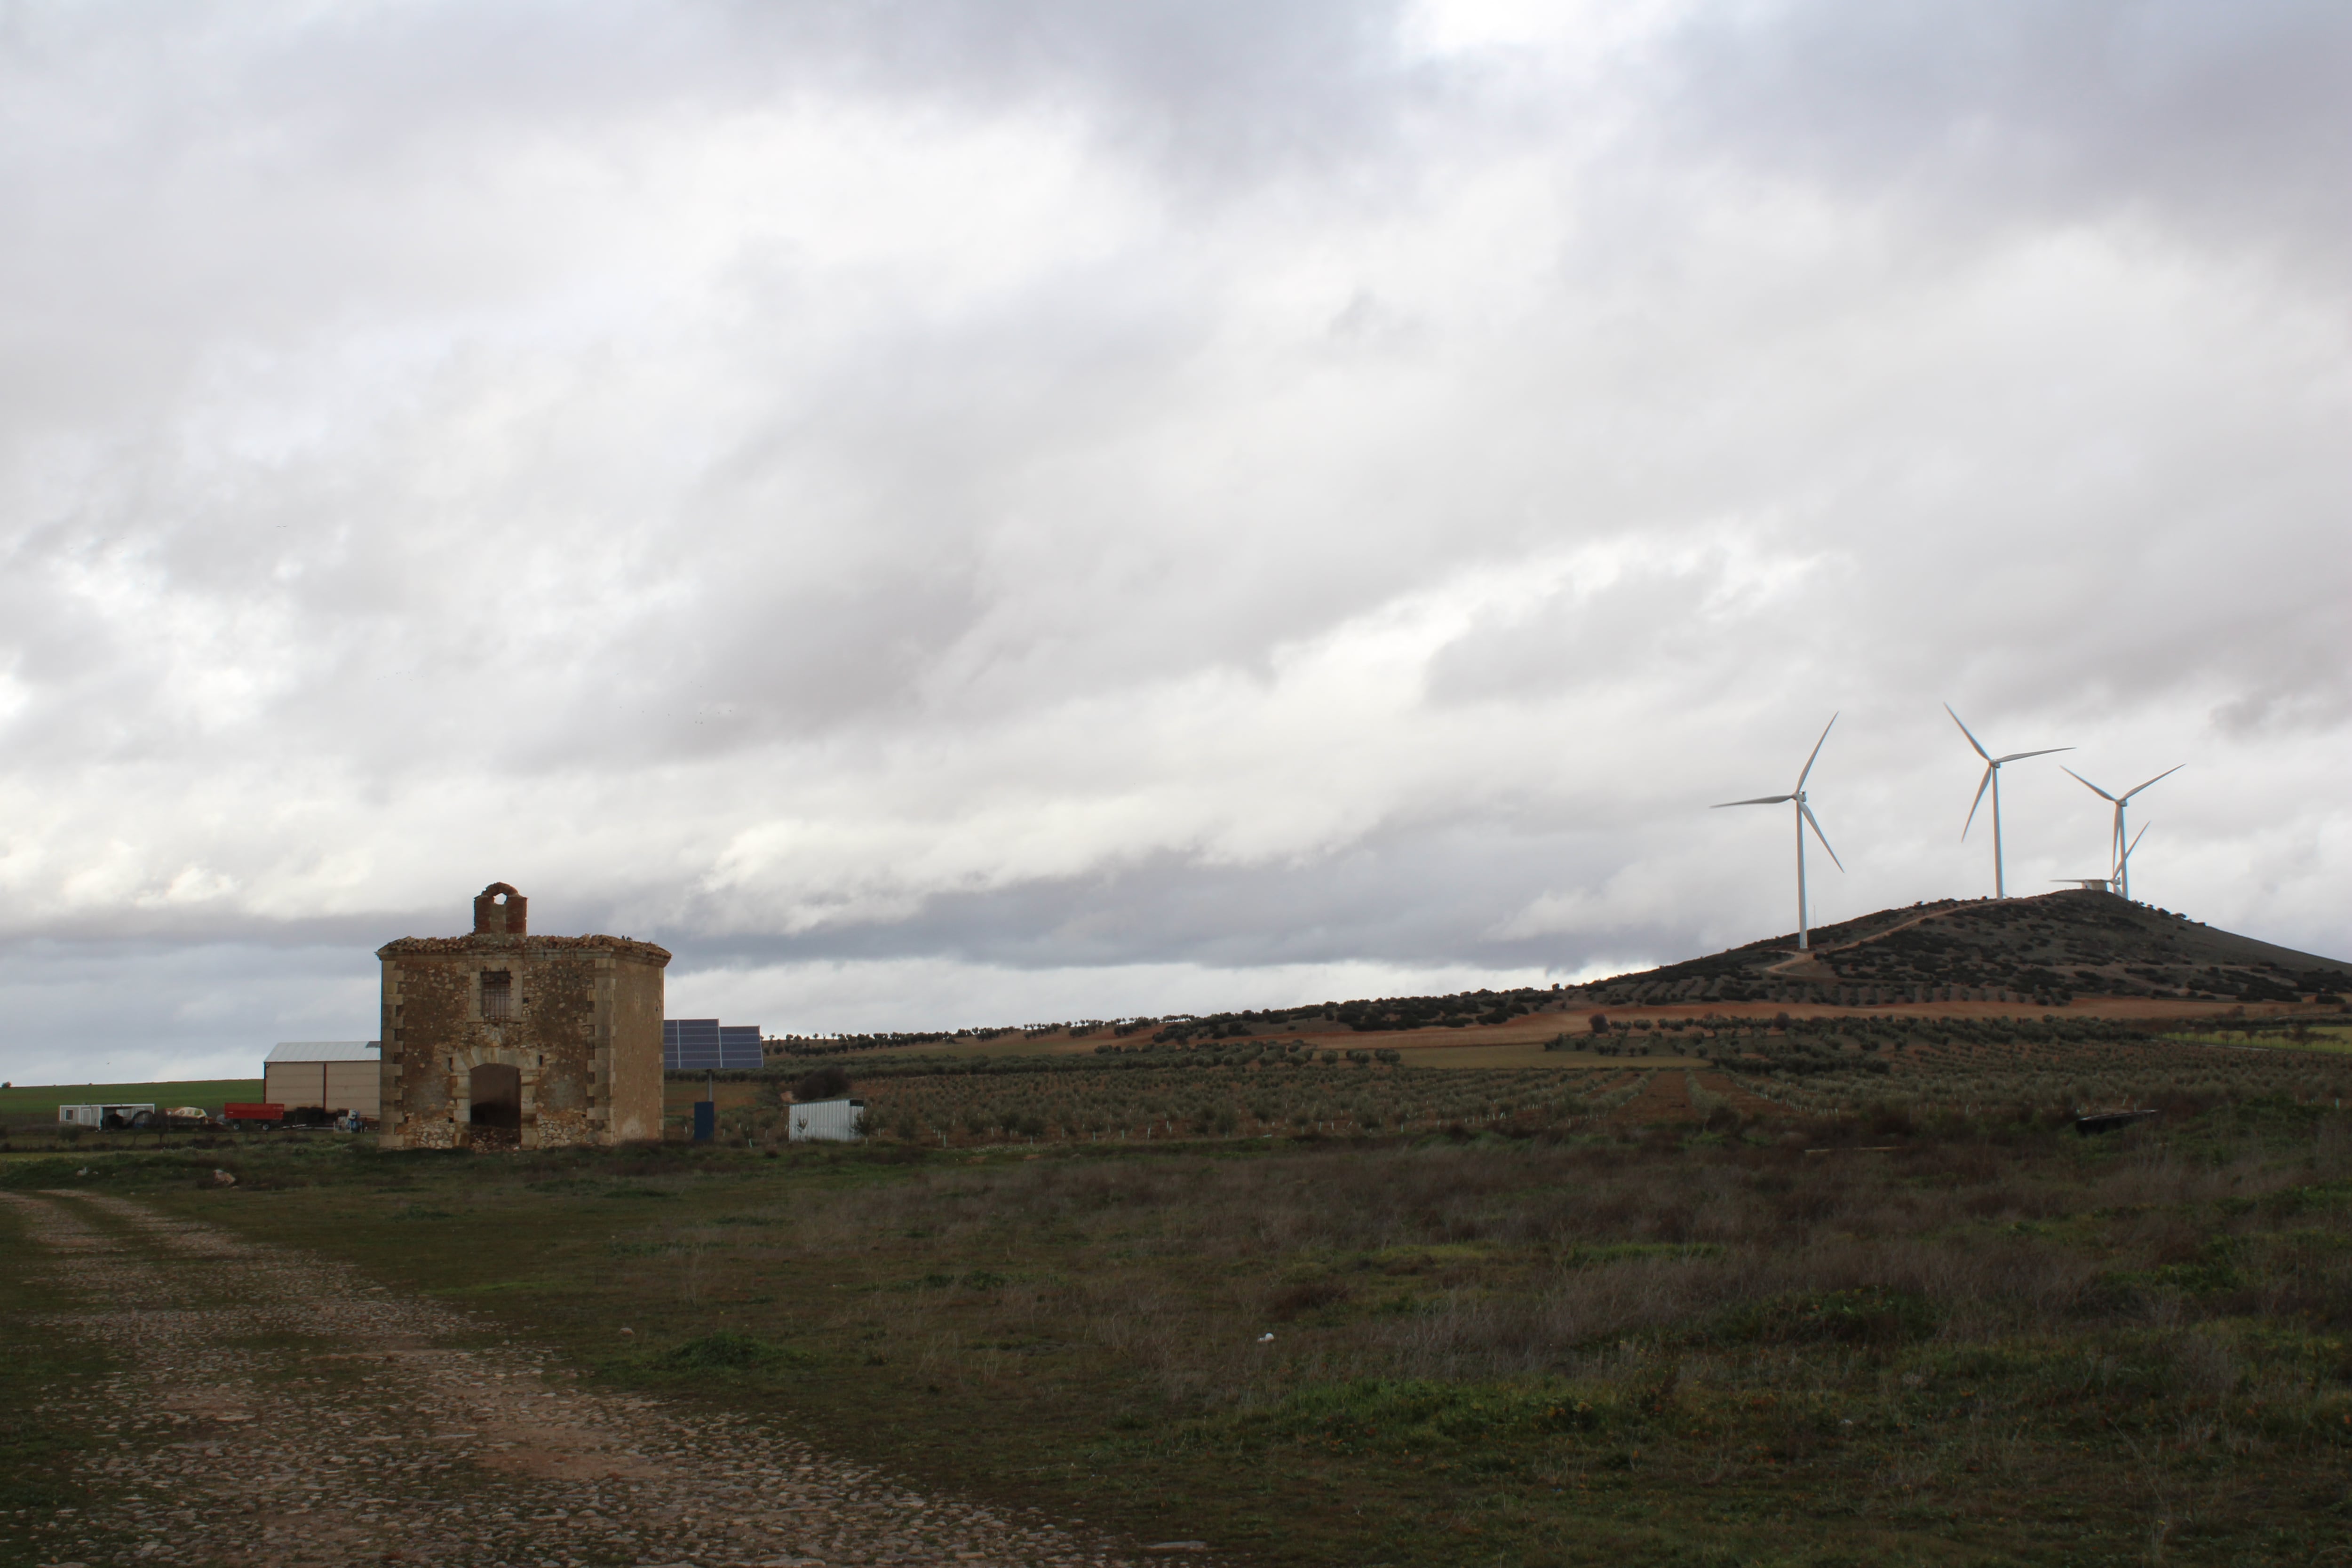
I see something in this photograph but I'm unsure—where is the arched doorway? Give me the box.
[469,1063,522,1131]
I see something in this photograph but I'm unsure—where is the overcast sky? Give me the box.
[2,0,2346,1085]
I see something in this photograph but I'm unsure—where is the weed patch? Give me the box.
[1710,1286,1940,1347]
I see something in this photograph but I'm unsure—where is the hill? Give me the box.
[1564,889,2350,1011]
[760,891,2347,1060]
[1120,891,2348,1043]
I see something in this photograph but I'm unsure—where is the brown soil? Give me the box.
[1609,1073,1700,1125]
[1689,1073,1782,1118]
[0,1190,1151,1568]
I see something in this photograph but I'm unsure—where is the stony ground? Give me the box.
[0,1191,1166,1568]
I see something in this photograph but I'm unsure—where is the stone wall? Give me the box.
[376,886,669,1152]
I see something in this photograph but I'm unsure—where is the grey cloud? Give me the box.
[675,824,1680,975]
[0,938,374,1084]
[1653,0,2352,267]
[0,3,2347,1076]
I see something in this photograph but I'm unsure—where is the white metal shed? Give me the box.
[787,1097,865,1142]
[263,1041,381,1119]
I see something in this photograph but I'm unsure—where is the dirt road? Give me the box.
[0,1191,1152,1568]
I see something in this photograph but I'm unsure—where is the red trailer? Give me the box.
[222,1102,285,1129]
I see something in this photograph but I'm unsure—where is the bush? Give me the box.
[655,1332,809,1374]
[794,1065,852,1102]
[1712,1286,1939,1347]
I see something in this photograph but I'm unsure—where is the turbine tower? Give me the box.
[2118,823,2150,897]
[1714,714,1844,951]
[1945,704,2070,899]
[2062,765,2179,902]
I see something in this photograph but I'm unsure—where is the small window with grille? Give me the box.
[481,969,515,1020]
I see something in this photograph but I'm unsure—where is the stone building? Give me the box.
[376,883,670,1150]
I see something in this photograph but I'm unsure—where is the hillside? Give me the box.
[1134,891,2348,1043]
[763,891,2349,1060]
[1565,889,2351,1010]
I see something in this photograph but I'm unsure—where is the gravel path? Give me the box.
[0,1191,1160,1568]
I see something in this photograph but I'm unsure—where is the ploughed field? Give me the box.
[8,1049,2352,1567]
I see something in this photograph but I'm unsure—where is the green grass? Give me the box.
[0,1078,262,1122]
[0,1203,116,1567]
[12,1102,2352,1565]
[2163,1026,2352,1057]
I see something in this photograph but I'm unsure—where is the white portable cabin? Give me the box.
[787,1097,866,1142]
[263,1041,382,1119]
[58,1103,158,1129]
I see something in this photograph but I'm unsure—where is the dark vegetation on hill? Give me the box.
[757,892,2348,1063]
[1568,889,2350,1010]
[1141,891,2349,1030]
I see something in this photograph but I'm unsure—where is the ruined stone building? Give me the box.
[376,883,670,1150]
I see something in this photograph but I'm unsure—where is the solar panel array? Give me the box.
[719,1025,762,1066]
[663,1019,764,1070]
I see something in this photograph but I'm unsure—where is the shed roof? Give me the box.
[265,1041,381,1063]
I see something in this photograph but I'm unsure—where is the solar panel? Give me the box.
[719,1025,763,1069]
[664,1019,762,1070]
[665,1017,722,1070]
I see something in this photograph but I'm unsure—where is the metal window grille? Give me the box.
[481,970,514,1020]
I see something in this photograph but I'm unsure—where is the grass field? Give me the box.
[0,1078,260,1126]
[2164,1025,2352,1058]
[667,1018,2352,1152]
[6,1085,2351,1565]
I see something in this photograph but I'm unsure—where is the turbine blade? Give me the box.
[1800,802,1844,871]
[1994,746,2072,763]
[1712,795,1793,808]
[1794,712,1838,791]
[2126,822,2149,855]
[2118,764,2183,803]
[1961,765,1993,840]
[1945,703,1992,762]
[2062,766,2116,801]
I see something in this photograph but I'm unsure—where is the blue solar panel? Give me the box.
[665,1018,722,1070]
[719,1025,763,1069]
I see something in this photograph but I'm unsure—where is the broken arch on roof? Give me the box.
[472,882,527,936]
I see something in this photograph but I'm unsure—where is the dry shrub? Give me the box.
[1265,1276,1352,1320]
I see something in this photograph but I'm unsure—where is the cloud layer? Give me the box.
[2,0,2346,1082]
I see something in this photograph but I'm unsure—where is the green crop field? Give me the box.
[2165,1025,2352,1058]
[0,1079,262,1126]
[666,1018,2352,1151]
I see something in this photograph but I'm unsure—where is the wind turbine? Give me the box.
[1714,714,1844,951]
[2117,823,2150,895]
[1945,704,2070,899]
[2062,765,2179,902]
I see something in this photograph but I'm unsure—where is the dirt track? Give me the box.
[0,1191,1150,1568]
